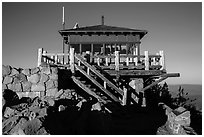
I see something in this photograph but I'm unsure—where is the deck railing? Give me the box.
[91,50,165,71]
[37,48,165,71]
[37,48,69,67]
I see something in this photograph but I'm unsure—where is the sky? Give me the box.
[2,2,202,85]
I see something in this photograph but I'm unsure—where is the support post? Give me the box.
[122,86,127,106]
[114,44,117,52]
[144,51,149,70]
[91,43,94,63]
[103,44,105,55]
[69,48,75,74]
[79,44,82,54]
[37,48,43,67]
[115,51,120,71]
[159,50,165,70]
[137,43,140,62]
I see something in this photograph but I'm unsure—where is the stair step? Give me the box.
[75,76,82,80]
[91,88,97,92]
[81,80,87,84]
[86,84,92,88]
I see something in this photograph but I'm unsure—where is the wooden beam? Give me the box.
[104,70,165,76]
[140,76,168,92]
[37,48,43,67]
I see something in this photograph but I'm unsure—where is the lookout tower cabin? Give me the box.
[37,16,179,107]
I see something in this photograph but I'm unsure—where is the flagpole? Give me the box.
[62,6,65,64]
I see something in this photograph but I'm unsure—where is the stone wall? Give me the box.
[2,65,58,99]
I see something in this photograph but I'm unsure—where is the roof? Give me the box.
[59,24,148,39]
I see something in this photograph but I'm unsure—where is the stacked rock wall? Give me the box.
[2,65,58,99]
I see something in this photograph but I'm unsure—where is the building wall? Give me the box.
[2,65,58,98]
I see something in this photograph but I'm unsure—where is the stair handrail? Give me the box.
[75,54,124,96]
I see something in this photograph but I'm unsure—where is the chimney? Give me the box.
[101,16,104,25]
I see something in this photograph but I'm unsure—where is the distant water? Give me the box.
[168,84,202,111]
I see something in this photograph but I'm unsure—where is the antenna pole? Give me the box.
[62,6,65,64]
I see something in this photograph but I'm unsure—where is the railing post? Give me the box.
[42,50,47,63]
[104,81,107,89]
[87,67,90,75]
[134,46,138,66]
[115,51,120,71]
[57,58,60,64]
[105,57,108,66]
[51,55,54,64]
[159,50,165,70]
[144,51,149,70]
[69,48,75,74]
[37,48,43,67]
[126,57,129,66]
[97,57,100,66]
[55,55,58,64]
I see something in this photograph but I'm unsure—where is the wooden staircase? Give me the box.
[72,54,125,105]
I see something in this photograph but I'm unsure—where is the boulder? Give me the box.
[51,67,58,74]
[10,68,19,76]
[54,89,64,98]
[22,81,32,92]
[41,67,51,75]
[31,84,45,92]
[46,88,58,97]
[49,73,58,80]
[7,83,22,92]
[13,73,27,84]
[4,107,15,118]
[2,116,19,135]
[2,83,8,91]
[9,118,27,135]
[42,96,55,106]
[2,65,12,77]
[45,79,55,89]
[39,73,49,83]
[31,67,40,75]
[21,68,30,76]
[3,76,13,84]
[53,80,58,88]
[23,118,42,135]
[28,74,40,84]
